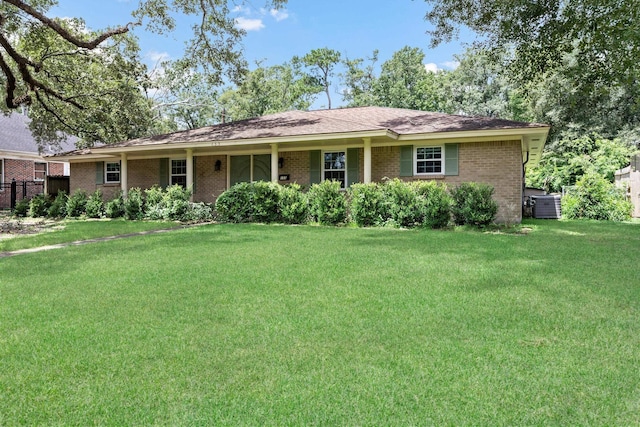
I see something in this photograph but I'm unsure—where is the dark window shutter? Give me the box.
[95,162,104,185]
[444,143,459,176]
[347,148,359,187]
[309,150,321,184]
[399,145,413,177]
[159,158,169,188]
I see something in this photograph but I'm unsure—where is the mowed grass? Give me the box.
[0,220,638,425]
[0,219,179,253]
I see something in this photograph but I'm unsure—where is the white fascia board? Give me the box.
[0,150,46,161]
[395,126,549,142]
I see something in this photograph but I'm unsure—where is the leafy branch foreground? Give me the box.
[0,220,638,425]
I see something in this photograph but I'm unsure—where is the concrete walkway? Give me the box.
[0,223,206,259]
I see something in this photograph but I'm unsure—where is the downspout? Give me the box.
[522,151,530,217]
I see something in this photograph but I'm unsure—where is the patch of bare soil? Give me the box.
[0,215,63,240]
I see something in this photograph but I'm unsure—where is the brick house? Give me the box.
[1,113,75,208]
[52,107,549,223]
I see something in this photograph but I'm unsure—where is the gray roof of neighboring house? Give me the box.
[0,113,77,155]
[59,106,550,154]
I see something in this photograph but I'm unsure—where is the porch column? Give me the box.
[363,137,372,184]
[120,153,128,197]
[271,144,279,182]
[186,148,194,201]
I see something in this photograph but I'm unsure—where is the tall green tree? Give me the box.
[294,47,341,109]
[340,50,378,107]
[217,62,318,121]
[0,0,287,146]
[371,46,443,111]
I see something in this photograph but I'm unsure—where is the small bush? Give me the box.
[29,194,51,218]
[413,181,452,228]
[349,183,386,227]
[85,190,104,219]
[562,172,632,221]
[105,193,125,219]
[279,183,309,224]
[66,190,88,218]
[125,188,144,220]
[47,191,68,218]
[308,180,347,226]
[187,202,214,222]
[450,182,498,226]
[144,185,164,217]
[252,181,282,223]
[215,182,255,223]
[382,178,422,228]
[13,198,30,217]
[162,185,192,221]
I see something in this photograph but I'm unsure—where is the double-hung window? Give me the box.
[171,159,187,187]
[323,151,346,188]
[105,161,121,183]
[415,146,443,175]
[34,162,47,181]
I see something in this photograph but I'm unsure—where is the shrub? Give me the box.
[29,194,51,218]
[85,190,104,219]
[187,202,214,222]
[413,181,452,228]
[562,172,632,221]
[348,183,386,227]
[308,180,347,225]
[450,182,498,226]
[13,198,30,217]
[161,185,192,221]
[279,183,309,225]
[252,181,282,223]
[47,191,67,218]
[144,185,164,214]
[382,178,422,228]
[124,188,144,220]
[66,190,88,218]
[105,193,125,218]
[215,182,255,223]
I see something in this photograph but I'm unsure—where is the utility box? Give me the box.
[531,195,562,219]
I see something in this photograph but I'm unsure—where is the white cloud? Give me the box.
[147,51,171,64]
[235,17,265,31]
[424,63,439,73]
[442,61,460,70]
[270,8,289,21]
[232,5,250,13]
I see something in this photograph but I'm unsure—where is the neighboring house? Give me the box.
[615,154,640,218]
[0,113,76,209]
[52,106,550,223]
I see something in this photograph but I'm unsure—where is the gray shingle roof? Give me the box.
[0,113,77,155]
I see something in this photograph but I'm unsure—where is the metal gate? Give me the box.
[0,180,45,210]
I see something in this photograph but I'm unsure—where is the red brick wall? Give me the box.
[194,155,227,203]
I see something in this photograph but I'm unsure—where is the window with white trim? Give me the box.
[105,161,121,183]
[34,162,47,181]
[171,159,187,187]
[415,146,444,175]
[0,158,4,187]
[323,151,346,188]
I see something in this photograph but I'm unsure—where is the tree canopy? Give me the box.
[0,0,286,146]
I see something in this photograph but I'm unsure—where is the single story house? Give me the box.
[1,113,75,209]
[52,106,550,223]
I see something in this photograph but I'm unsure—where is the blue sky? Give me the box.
[51,0,473,107]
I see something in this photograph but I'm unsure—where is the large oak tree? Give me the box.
[0,0,286,147]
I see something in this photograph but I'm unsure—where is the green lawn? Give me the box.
[1,220,638,425]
